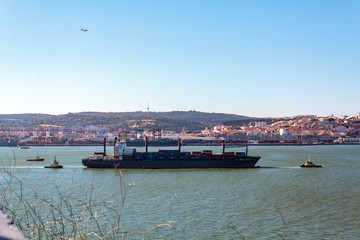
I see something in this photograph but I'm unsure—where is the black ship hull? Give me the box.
[44,165,63,168]
[300,164,322,168]
[82,156,260,169]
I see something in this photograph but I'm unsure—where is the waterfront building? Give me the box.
[343,137,360,143]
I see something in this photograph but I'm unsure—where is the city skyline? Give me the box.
[1,1,359,117]
[2,112,359,147]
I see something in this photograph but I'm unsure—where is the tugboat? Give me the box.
[300,156,322,168]
[44,156,63,169]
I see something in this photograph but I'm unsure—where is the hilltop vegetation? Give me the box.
[0,111,265,131]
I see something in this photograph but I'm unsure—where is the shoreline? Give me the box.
[1,143,359,147]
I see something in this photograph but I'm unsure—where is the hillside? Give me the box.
[0,111,266,131]
[151,111,255,124]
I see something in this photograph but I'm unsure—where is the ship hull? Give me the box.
[25,159,44,162]
[82,157,260,169]
[300,164,322,168]
[44,165,63,168]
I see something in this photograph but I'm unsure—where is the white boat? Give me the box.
[18,145,30,149]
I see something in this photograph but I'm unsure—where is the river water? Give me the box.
[1,145,359,239]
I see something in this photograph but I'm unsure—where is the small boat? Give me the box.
[18,145,30,149]
[300,156,322,168]
[25,155,44,161]
[44,156,63,169]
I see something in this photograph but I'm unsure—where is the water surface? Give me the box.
[1,145,359,239]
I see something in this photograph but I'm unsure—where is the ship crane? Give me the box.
[86,138,107,156]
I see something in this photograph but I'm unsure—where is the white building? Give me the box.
[343,137,360,143]
[279,128,293,135]
[255,122,267,128]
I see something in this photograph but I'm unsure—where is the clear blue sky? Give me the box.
[1,0,359,117]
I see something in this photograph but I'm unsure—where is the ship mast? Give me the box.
[114,137,118,155]
[222,140,225,154]
[103,137,106,156]
[178,138,181,153]
[145,136,148,155]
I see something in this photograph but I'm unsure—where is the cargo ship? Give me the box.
[82,137,261,169]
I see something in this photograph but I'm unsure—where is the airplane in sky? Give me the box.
[81,28,88,32]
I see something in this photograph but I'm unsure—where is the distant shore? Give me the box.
[2,143,359,147]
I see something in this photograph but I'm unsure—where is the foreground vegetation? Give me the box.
[0,163,170,239]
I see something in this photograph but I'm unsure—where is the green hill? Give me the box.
[0,111,267,131]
